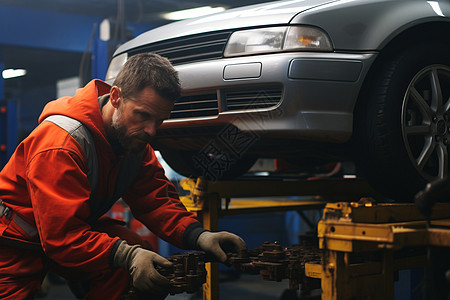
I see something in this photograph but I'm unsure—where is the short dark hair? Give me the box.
[113,52,181,102]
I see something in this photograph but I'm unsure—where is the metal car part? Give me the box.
[156,252,207,295]
[401,65,450,181]
[228,241,321,292]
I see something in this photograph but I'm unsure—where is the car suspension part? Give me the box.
[156,252,207,295]
[154,239,321,296]
[228,240,321,291]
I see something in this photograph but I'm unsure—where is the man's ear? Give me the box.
[110,86,121,108]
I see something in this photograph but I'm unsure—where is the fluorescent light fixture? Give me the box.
[2,68,27,79]
[162,6,227,21]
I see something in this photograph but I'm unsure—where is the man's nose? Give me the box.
[144,122,157,137]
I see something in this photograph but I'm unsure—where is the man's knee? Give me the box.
[0,245,43,299]
[70,267,130,300]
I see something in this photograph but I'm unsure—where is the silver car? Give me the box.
[107,0,450,201]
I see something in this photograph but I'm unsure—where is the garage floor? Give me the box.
[37,272,320,300]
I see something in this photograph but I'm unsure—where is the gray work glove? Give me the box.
[196,231,247,264]
[113,240,173,295]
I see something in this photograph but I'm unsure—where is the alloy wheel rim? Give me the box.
[401,64,450,181]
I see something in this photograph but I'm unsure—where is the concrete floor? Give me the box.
[37,272,318,300]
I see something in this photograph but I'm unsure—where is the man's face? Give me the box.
[111,86,173,153]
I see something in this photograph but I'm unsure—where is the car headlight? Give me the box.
[224,26,333,57]
[105,52,128,82]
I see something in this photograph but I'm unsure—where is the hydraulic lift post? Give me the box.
[308,202,450,300]
[179,177,378,300]
[197,178,220,300]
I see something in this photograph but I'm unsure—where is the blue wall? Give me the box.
[0,4,155,165]
[0,4,153,53]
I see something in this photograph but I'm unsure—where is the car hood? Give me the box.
[116,0,340,54]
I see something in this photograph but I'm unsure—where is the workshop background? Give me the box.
[0,0,297,248]
[0,1,304,299]
[0,1,434,300]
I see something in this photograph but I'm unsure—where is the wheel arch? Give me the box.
[376,20,450,60]
[353,21,450,130]
[350,21,450,200]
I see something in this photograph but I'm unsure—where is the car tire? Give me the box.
[159,148,257,180]
[356,42,450,201]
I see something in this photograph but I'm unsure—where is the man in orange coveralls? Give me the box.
[0,53,247,299]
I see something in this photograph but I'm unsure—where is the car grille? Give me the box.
[225,88,283,111]
[129,31,232,65]
[170,93,219,119]
[131,32,283,119]
[169,87,282,119]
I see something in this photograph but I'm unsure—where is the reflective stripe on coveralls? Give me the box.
[0,114,143,245]
[0,199,38,238]
[44,115,99,196]
[44,114,144,223]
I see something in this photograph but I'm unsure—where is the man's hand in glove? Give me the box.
[196,231,247,264]
[113,240,173,295]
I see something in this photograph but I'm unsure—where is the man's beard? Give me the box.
[111,109,149,154]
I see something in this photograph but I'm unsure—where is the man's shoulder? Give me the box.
[24,120,86,157]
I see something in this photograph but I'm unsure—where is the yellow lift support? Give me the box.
[179,176,377,299]
[179,177,450,300]
[308,201,450,299]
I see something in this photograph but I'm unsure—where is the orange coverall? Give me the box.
[0,80,202,299]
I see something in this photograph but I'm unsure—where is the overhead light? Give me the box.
[2,69,27,79]
[162,6,227,21]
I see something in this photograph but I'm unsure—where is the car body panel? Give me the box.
[294,0,450,50]
[161,51,376,143]
[115,0,340,54]
[115,0,450,56]
[109,0,449,150]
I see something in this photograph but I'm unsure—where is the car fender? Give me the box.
[292,0,450,51]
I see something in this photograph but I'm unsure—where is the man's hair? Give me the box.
[113,52,181,102]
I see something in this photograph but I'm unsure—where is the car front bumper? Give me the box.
[159,51,378,144]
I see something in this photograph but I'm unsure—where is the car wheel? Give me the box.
[159,148,257,180]
[356,42,450,201]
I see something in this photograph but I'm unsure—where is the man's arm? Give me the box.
[122,147,202,249]
[28,148,119,276]
[123,147,247,261]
